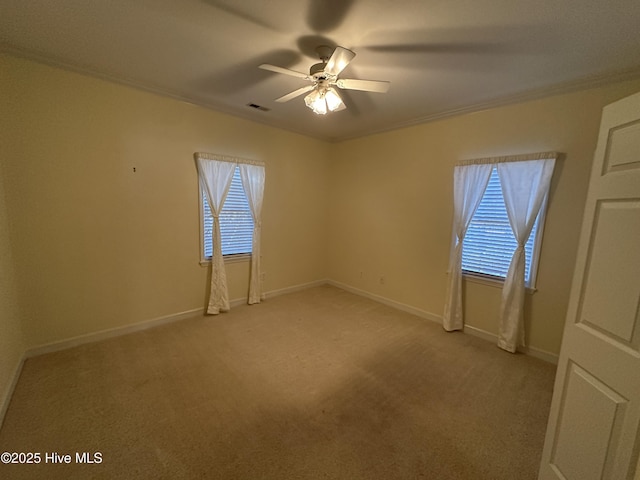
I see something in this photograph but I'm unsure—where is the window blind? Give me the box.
[203,166,253,258]
[461,166,538,283]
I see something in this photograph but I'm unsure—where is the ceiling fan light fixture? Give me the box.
[325,87,343,112]
[304,86,343,115]
[304,88,327,115]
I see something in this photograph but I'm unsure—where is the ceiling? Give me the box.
[2,0,640,142]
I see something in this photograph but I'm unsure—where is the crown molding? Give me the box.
[337,65,640,142]
[3,43,640,144]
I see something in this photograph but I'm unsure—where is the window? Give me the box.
[461,166,546,287]
[201,166,253,261]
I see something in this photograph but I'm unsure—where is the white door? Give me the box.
[538,91,640,479]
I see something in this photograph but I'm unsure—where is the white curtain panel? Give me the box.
[443,163,493,331]
[239,163,265,305]
[497,158,555,352]
[196,158,236,314]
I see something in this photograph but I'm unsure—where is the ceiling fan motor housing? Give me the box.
[315,45,334,61]
[310,62,328,78]
[309,45,336,79]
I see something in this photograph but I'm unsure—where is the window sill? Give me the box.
[199,253,251,267]
[462,271,537,294]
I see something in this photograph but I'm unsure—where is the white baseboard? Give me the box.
[229,279,329,307]
[26,307,204,359]
[2,277,557,429]
[326,279,443,325]
[0,354,25,431]
[462,324,498,344]
[22,279,559,365]
[328,280,558,365]
[519,344,559,365]
[229,297,248,308]
[464,324,559,364]
[263,279,329,300]
[26,279,331,359]
[4,307,206,428]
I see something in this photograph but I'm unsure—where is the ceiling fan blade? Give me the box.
[324,46,355,76]
[336,78,390,93]
[275,85,315,103]
[259,64,310,80]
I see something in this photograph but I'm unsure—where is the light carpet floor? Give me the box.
[0,285,556,479]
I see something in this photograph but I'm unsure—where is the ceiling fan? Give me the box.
[259,45,390,115]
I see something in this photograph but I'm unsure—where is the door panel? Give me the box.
[550,362,627,480]
[539,91,640,480]
[580,200,640,347]
[603,119,640,174]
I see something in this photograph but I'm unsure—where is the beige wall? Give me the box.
[2,51,639,379]
[0,53,330,348]
[328,79,640,355]
[0,155,26,419]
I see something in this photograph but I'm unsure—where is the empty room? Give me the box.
[1,1,640,479]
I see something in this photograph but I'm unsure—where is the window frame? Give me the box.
[458,167,550,291]
[198,178,252,267]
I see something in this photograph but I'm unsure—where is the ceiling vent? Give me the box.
[246,103,270,112]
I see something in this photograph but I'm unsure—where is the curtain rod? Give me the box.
[456,151,559,166]
[194,152,265,167]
